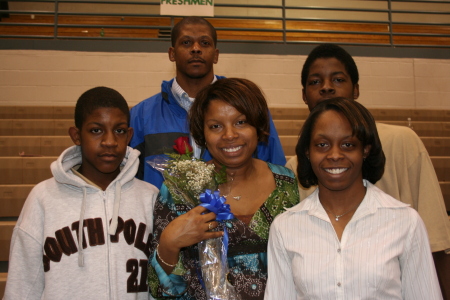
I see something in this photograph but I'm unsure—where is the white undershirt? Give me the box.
[171,76,218,159]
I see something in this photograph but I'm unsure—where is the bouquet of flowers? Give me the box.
[148,137,240,300]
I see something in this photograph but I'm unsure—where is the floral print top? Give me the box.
[148,162,300,300]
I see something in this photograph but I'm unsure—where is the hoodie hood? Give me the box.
[51,145,140,190]
[50,145,141,266]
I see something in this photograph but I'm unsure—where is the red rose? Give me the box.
[173,137,193,154]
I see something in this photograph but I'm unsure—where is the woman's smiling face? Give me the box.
[308,109,369,193]
[204,99,258,170]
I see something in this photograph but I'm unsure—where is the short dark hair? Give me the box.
[171,16,217,48]
[296,97,385,188]
[189,78,270,147]
[301,44,359,88]
[74,86,130,129]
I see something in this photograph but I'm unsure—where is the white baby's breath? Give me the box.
[169,160,215,197]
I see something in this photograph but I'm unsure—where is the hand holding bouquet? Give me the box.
[148,137,240,299]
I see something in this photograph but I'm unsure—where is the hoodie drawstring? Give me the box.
[78,187,87,267]
[108,182,121,235]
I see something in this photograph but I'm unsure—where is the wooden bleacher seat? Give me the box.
[378,121,450,137]
[2,15,449,46]
[274,119,450,137]
[270,107,310,120]
[0,222,14,262]
[0,221,14,295]
[270,107,450,122]
[0,136,72,156]
[370,108,450,122]
[432,157,450,183]
[0,273,6,299]
[0,119,73,136]
[0,185,33,217]
[0,157,55,185]
[442,182,450,214]
[421,137,450,157]
[0,15,171,38]
[0,106,73,119]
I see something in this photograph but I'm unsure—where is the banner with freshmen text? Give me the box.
[160,0,214,17]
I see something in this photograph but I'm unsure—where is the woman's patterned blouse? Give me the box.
[148,162,300,300]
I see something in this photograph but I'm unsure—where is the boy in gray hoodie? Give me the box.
[4,87,158,300]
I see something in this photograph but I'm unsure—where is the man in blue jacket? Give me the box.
[130,17,286,188]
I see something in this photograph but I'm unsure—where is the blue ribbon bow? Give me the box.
[199,189,234,252]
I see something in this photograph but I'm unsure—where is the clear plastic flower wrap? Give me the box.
[198,190,239,300]
[147,137,239,299]
[199,236,239,300]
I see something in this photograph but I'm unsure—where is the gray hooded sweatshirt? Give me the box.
[4,145,158,300]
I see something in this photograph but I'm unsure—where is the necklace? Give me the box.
[220,173,241,201]
[322,202,361,221]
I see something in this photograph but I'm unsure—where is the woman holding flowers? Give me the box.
[265,98,442,300]
[148,78,300,299]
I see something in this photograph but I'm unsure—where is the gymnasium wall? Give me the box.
[1,49,449,111]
